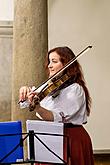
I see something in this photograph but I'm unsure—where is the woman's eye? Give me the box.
[52,60,57,63]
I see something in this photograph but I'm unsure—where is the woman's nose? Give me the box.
[48,62,53,68]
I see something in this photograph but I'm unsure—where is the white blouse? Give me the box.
[40,83,87,125]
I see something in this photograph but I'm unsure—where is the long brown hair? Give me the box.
[45,46,91,116]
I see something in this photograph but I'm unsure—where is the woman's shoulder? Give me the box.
[62,83,85,96]
[65,83,83,90]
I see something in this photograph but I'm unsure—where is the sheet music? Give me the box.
[26,120,64,164]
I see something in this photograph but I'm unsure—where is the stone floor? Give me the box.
[94,154,110,165]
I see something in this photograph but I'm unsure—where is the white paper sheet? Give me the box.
[26,120,64,164]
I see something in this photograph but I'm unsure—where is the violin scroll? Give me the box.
[29,96,40,111]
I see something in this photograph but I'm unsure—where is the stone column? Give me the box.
[12,0,48,131]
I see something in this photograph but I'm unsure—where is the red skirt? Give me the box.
[35,125,94,165]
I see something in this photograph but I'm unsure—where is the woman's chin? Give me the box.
[49,73,54,78]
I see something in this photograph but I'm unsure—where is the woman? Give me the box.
[19,46,94,165]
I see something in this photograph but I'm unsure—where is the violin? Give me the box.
[19,46,92,111]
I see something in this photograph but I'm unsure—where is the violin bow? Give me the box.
[33,45,92,93]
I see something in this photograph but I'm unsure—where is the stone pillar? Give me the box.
[12,0,48,131]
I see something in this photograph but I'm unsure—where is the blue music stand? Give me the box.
[0,121,24,164]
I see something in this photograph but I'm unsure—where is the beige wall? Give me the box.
[48,1,110,164]
[48,0,110,153]
[0,0,13,21]
[0,21,13,121]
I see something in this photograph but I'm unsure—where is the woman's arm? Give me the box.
[19,86,54,121]
[34,104,54,121]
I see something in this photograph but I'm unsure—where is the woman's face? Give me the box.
[48,52,63,77]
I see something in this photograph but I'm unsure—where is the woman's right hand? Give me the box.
[19,86,31,102]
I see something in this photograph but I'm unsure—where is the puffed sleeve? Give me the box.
[52,83,86,123]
